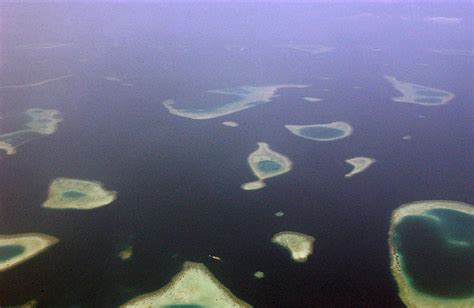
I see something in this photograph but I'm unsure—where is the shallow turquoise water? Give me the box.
[256,160,282,173]
[0,245,25,262]
[415,90,447,97]
[414,97,442,104]
[299,126,345,139]
[61,190,87,199]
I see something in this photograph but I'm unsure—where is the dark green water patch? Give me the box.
[299,126,344,139]
[256,160,282,173]
[61,190,87,199]
[393,209,474,298]
[0,245,25,262]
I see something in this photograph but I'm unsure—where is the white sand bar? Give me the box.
[0,109,63,155]
[0,233,58,272]
[344,157,376,178]
[122,261,251,307]
[272,231,315,263]
[42,178,117,210]
[222,121,239,127]
[163,84,308,120]
[385,76,454,106]
[285,122,353,141]
[241,142,292,191]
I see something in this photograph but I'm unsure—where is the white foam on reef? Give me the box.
[344,157,376,178]
[0,74,73,89]
[428,48,474,57]
[388,200,474,308]
[222,121,239,127]
[103,76,122,82]
[0,109,63,155]
[0,233,58,272]
[385,76,455,106]
[281,44,334,54]
[15,43,74,50]
[285,122,353,141]
[272,231,315,263]
[402,135,412,140]
[122,261,251,307]
[162,84,308,120]
[241,142,292,191]
[303,96,322,102]
[42,178,117,210]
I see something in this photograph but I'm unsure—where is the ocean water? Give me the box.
[0,2,472,307]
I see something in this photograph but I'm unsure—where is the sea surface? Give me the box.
[0,2,472,307]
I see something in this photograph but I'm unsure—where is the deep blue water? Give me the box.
[0,2,473,307]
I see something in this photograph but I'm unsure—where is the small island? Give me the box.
[241,142,292,191]
[42,178,117,210]
[388,200,474,307]
[163,84,308,120]
[385,76,455,106]
[272,231,315,263]
[0,109,63,155]
[122,261,251,307]
[285,122,353,141]
[344,157,376,178]
[254,271,265,279]
[222,121,239,127]
[0,233,58,272]
[274,211,285,217]
[303,97,322,102]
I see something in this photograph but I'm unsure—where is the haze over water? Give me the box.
[0,2,472,307]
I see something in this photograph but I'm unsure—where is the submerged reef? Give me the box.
[388,200,474,307]
[0,109,62,155]
[241,142,292,191]
[0,233,58,272]
[285,122,353,141]
[272,231,315,263]
[122,261,251,307]
[162,84,307,120]
[344,157,376,178]
[385,76,455,106]
[42,178,117,210]
[0,75,73,89]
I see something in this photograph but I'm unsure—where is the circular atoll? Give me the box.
[272,231,315,263]
[385,76,455,106]
[285,122,353,141]
[241,142,292,191]
[42,177,117,210]
[0,233,58,272]
[388,200,474,307]
[122,261,251,307]
[0,108,63,155]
